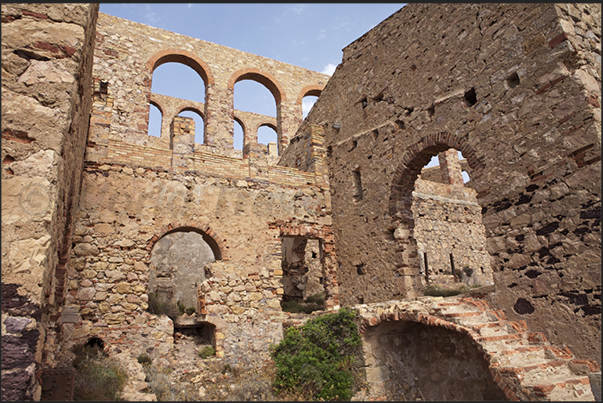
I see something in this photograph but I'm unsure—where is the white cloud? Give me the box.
[316,29,326,41]
[144,4,161,25]
[286,4,307,15]
[321,63,337,76]
[187,3,193,8]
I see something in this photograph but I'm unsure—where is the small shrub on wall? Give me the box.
[270,308,363,401]
[72,343,128,401]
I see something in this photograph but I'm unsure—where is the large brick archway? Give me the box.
[356,295,599,401]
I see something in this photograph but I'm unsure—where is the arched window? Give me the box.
[177,109,205,145]
[258,124,278,149]
[233,79,277,152]
[148,61,206,138]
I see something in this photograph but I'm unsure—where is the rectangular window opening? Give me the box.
[353,169,363,202]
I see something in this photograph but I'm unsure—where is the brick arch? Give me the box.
[146,48,215,87]
[358,309,515,400]
[149,99,164,115]
[228,68,286,105]
[388,132,485,217]
[258,122,277,133]
[296,84,324,106]
[177,105,204,121]
[146,222,227,261]
[357,296,599,401]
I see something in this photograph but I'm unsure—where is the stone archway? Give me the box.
[148,228,218,316]
[387,132,487,295]
[362,319,506,401]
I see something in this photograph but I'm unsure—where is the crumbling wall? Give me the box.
[301,3,601,363]
[413,178,492,287]
[1,3,98,400]
[363,321,506,400]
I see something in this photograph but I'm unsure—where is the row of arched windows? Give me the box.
[147,59,321,155]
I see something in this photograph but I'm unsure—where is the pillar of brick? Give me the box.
[171,116,195,169]
[438,148,464,185]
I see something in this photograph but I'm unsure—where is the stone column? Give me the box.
[203,83,234,149]
[438,148,464,185]
[277,100,303,154]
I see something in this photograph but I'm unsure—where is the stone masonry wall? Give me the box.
[413,178,492,288]
[1,3,98,400]
[59,119,335,367]
[86,12,329,160]
[301,3,601,363]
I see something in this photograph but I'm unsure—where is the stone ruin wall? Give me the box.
[413,153,492,288]
[1,4,99,400]
[86,12,329,161]
[300,3,601,364]
[1,3,601,401]
[55,14,337,373]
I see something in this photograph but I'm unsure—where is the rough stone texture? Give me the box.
[1,3,98,400]
[363,320,506,400]
[2,3,601,401]
[297,3,601,365]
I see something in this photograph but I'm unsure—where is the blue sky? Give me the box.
[99,3,405,148]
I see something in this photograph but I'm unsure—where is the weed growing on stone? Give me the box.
[137,353,153,366]
[281,292,326,314]
[147,292,179,319]
[270,308,363,401]
[72,343,128,401]
[177,300,196,316]
[198,345,215,359]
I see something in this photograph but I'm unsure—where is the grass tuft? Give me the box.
[72,343,128,401]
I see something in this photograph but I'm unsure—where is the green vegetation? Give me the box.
[72,343,128,401]
[270,308,363,401]
[147,293,180,319]
[177,300,196,316]
[137,353,152,366]
[423,285,468,297]
[281,292,326,314]
[198,345,215,359]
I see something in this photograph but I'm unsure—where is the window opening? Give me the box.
[234,80,276,117]
[507,72,520,88]
[233,120,244,151]
[258,125,278,155]
[178,110,204,145]
[352,168,363,202]
[151,62,205,102]
[148,229,216,320]
[463,87,477,107]
[173,322,216,351]
[424,252,429,282]
[280,237,326,313]
[148,62,205,139]
[411,146,492,292]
